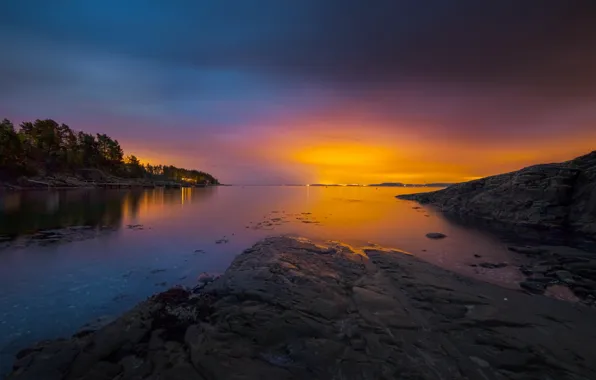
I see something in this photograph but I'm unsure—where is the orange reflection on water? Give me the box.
[297,186,442,246]
[0,186,527,290]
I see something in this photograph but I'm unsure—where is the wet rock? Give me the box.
[425,232,447,239]
[478,262,508,269]
[508,246,548,256]
[126,224,144,231]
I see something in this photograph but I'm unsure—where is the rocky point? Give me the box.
[6,236,596,380]
[397,151,596,239]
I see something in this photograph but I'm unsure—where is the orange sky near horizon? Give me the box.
[123,115,596,185]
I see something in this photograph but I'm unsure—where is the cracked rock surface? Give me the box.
[7,236,596,380]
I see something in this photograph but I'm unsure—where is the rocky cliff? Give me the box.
[398,151,596,238]
[7,237,596,379]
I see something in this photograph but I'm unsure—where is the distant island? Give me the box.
[0,118,219,189]
[307,183,455,187]
[369,182,455,187]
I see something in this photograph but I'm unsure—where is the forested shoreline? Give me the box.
[0,118,219,186]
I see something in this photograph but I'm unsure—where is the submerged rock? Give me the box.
[7,236,596,379]
[478,262,508,269]
[425,232,447,239]
[508,246,549,256]
[397,151,596,238]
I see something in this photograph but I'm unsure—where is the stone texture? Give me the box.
[7,236,596,380]
[397,151,596,239]
[507,245,596,302]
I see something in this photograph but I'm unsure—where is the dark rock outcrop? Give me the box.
[509,244,596,301]
[7,236,596,380]
[397,151,596,238]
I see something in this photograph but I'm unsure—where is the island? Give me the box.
[369,182,455,187]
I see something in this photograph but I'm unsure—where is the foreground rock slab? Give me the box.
[7,236,596,380]
[397,150,596,238]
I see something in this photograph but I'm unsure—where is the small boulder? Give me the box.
[426,232,447,239]
[479,262,508,269]
[508,246,547,256]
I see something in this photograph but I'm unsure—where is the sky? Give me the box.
[1,1,595,184]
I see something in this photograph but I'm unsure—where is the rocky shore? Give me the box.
[7,236,596,380]
[0,171,154,190]
[397,151,596,239]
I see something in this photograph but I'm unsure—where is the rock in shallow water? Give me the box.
[508,246,549,256]
[479,262,508,269]
[425,232,447,239]
[7,236,596,380]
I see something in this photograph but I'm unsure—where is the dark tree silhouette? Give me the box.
[0,118,219,184]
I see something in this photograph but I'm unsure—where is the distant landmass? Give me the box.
[307,183,454,187]
[369,182,455,187]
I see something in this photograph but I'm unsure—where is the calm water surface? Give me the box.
[0,186,527,374]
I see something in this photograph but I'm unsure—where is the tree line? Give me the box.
[0,118,219,184]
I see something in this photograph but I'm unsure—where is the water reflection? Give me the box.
[0,186,532,376]
[439,212,596,251]
[0,188,216,238]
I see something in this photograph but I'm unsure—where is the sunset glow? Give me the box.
[2,1,595,184]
